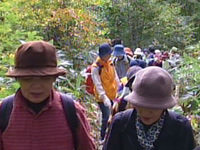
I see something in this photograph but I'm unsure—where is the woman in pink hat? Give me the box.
[104,66,195,150]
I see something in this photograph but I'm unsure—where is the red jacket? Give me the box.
[0,90,95,150]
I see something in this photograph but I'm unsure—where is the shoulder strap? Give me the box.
[127,55,132,64]
[113,57,117,66]
[96,62,103,75]
[0,95,15,133]
[60,93,79,150]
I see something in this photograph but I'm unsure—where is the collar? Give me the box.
[95,57,112,67]
[13,88,56,115]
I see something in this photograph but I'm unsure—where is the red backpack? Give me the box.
[85,63,102,95]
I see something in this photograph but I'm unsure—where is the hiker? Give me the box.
[124,47,133,58]
[91,43,120,142]
[130,48,146,68]
[142,48,150,63]
[106,66,143,134]
[147,45,156,66]
[114,66,142,112]
[112,44,132,79]
[104,66,195,150]
[133,48,144,59]
[0,41,95,150]
[153,49,163,67]
[168,46,181,68]
[161,51,170,71]
[111,38,123,47]
[148,45,155,57]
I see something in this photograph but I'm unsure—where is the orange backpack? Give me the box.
[85,64,102,95]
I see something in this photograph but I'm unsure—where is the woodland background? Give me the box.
[0,0,199,146]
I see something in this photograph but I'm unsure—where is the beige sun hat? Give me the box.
[125,66,177,109]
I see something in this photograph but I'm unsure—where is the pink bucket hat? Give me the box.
[6,41,66,77]
[125,66,177,109]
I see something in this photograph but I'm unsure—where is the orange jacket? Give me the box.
[93,57,118,102]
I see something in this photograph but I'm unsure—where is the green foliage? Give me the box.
[0,0,106,98]
[171,42,200,136]
[56,74,85,99]
[0,79,19,99]
[0,1,42,51]
[174,53,200,116]
[14,0,105,50]
[100,0,196,49]
[0,0,43,98]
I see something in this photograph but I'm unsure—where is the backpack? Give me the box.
[0,93,79,150]
[85,63,103,95]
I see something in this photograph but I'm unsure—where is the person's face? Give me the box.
[17,76,56,103]
[135,106,164,125]
[101,54,111,62]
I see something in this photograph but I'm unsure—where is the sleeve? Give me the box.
[91,66,106,100]
[103,114,122,150]
[75,102,96,150]
[174,118,196,150]
[114,69,120,88]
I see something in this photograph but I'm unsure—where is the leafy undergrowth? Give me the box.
[79,97,102,149]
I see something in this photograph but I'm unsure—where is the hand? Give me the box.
[112,102,119,114]
[103,96,111,108]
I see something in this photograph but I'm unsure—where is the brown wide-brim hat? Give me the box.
[125,66,177,109]
[6,41,67,77]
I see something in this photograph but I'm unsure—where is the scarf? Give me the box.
[136,111,165,150]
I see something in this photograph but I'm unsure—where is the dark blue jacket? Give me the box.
[104,109,195,150]
[130,59,147,68]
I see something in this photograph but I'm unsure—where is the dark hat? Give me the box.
[125,66,177,109]
[113,44,125,57]
[127,66,142,80]
[130,59,147,68]
[126,66,142,88]
[148,45,155,53]
[6,41,66,77]
[111,38,122,47]
[143,48,149,53]
[99,43,112,58]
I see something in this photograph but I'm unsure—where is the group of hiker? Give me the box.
[90,39,196,150]
[0,40,198,150]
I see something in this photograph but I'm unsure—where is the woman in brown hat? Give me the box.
[104,66,195,150]
[0,41,95,150]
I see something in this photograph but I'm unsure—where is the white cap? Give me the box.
[134,48,143,55]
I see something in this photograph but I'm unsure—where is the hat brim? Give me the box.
[124,91,177,109]
[113,51,126,57]
[99,49,113,58]
[134,52,143,55]
[6,67,67,77]
[125,76,135,88]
